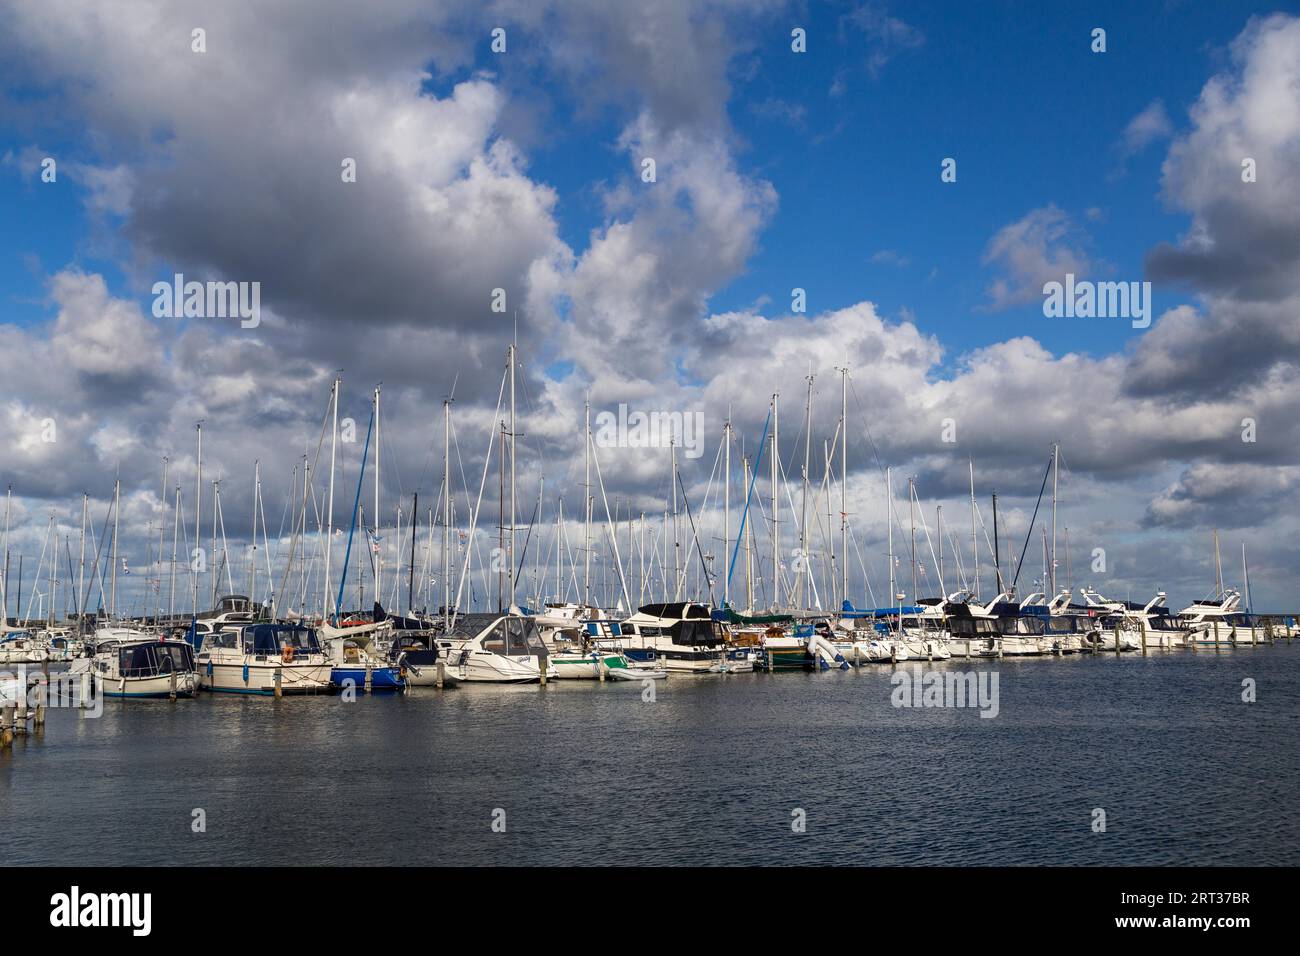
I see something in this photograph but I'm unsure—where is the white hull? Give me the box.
[899,637,952,660]
[199,659,332,694]
[449,650,549,683]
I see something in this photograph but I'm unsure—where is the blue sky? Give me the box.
[0,2,1260,358]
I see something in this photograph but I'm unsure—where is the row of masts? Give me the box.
[0,349,1260,623]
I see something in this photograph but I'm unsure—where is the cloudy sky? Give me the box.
[1,0,1298,618]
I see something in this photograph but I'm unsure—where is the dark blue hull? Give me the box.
[330,665,405,691]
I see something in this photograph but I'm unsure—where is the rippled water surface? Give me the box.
[3,645,1298,865]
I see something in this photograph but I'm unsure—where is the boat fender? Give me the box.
[282,645,296,664]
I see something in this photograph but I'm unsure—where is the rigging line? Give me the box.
[449,365,508,629]
[676,469,716,607]
[848,522,879,608]
[334,407,376,620]
[725,407,770,600]
[1011,455,1054,591]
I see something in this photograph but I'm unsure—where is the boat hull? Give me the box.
[199,660,332,695]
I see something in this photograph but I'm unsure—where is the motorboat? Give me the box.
[70,635,198,698]
[196,622,332,695]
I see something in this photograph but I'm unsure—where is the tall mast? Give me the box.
[908,476,917,600]
[723,414,731,607]
[969,458,978,598]
[442,399,451,626]
[158,457,168,615]
[840,367,848,607]
[77,493,87,622]
[407,492,418,614]
[799,372,812,608]
[743,456,753,611]
[556,497,565,603]
[194,421,202,616]
[1050,441,1059,594]
[211,479,219,606]
[992,492,1003,594]
[169,486,180,621]
[508,345,516,606]
[771,392,779,609]
[886,466,894,606]
[671,439,679,600]
[324,376,339,622]
[250,460,261,606]
[110,474,120,618]
[1213,528,1223,596]
[937,504,944,593]
[374,384,381,608]
[1241,542,1251,610]
[583,396,591,604]
[498,421,505,612]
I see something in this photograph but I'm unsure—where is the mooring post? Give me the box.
[1214,619,1221,653]
[169,668,177,701]
[435,660,445,688]
[1140,618,1148,656]
[537,654,547,685]
[1113,623,1121,656]
[364,661,373,694]
[1,703,13,748]
[274,667,283,699]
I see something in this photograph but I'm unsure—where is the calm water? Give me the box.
[3,645,1298,866]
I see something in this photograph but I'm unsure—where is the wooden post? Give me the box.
[537,654,547,685]
[169,667,177,701]
[274,667,283,699]
[1213,619,1220,653]
[1140,618,1147,656]
[36,661,49,725]
[1252,620,1259,647]
[34,677,46,728]
[1265,619,1274,645]
[435,660,445,688]
[1113,623,1121,656]
[364,661,373,693]
[1,703,13,747]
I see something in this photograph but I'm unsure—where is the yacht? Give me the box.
[898,596,955,660]
[1176,589,1267,645]
[0,628,47,664]
[196,623,333,694]
[614,603,726,672]
[434,613,555,683]
[71,634,198,698]
[831,604,910,662]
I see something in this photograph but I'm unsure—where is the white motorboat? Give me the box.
[434,613,555,683]
[612,602,726,672]
[70,635,198,698]
[196,623,332,695]
[1176,589,1268,645]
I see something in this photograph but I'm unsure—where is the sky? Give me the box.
[1,0,1299,618]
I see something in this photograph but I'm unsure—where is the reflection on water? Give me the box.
[2,647,1297,866]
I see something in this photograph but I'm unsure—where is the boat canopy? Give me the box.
[637,602,711,620]
[117,640,196,677]
[245,624,321,655]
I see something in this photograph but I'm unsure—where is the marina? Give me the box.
[3,643,1298,867]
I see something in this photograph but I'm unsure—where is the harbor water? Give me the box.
[2,646,1297,866]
